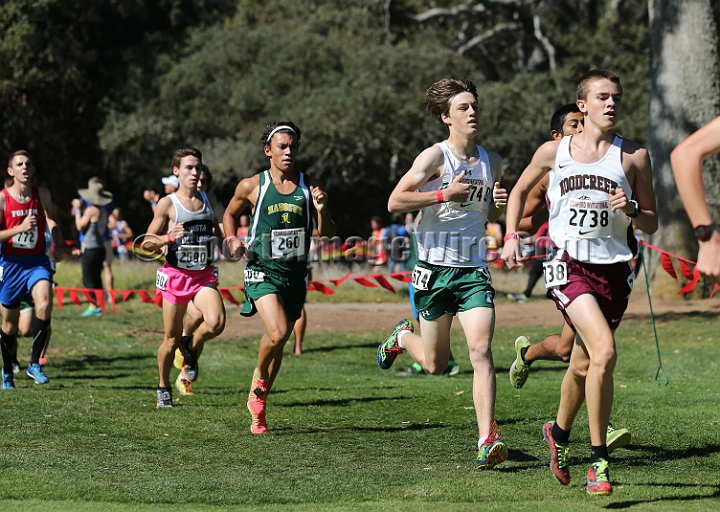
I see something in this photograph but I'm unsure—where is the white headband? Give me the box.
[266,125,297,143]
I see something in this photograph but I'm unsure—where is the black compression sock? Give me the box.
[551,422,571,445]
[520,346,530,365]
[0,330,15,374]
[30,318,51,364]
[591,445,609,463]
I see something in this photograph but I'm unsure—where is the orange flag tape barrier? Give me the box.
[52,242,712,315]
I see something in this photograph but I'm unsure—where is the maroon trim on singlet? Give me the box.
[1,186,47,256]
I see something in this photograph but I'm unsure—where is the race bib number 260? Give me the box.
[271,228,305,259]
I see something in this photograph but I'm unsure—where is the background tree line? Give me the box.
[2,0,718,296]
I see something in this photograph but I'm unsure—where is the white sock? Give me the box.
[478,435,488,449]
[397,329,411,349]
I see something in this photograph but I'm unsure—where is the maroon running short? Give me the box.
[549,252,634,331]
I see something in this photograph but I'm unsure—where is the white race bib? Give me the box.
[411,265,432,291]
[156,270,168,291]
[177,245,208,270]
[566,199,612,239]
[543,260,568,288]
[271,228,305,259]
[450,178,491,211]
[12,228,38,249]
[244,269,265,283]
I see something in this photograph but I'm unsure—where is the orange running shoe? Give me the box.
[247,374,268,434]
[175,374,194,396]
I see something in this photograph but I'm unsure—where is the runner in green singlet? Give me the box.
[223,121,336,434]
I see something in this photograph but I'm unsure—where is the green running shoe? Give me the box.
[377,319,413,370]
[443,361,460,376]
[587,459,612,496]
[509,336,531,389]
[606,424,631,453]
[395,363,425,377]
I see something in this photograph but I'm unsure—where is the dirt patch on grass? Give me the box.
[221,289,717,340]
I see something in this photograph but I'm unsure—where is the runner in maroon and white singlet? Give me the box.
[502,70,658,496]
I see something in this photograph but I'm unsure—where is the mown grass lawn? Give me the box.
[1,299,719,511]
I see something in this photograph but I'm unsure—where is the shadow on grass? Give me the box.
[604,484,720,509]
[54,373,129,380]
[616,443,720,466]
[277,395,411,407]
[270,421,448,435]
[56,353,155,371]
[300,342,381,354]
[624,309,720,324]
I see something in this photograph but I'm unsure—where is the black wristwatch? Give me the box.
[627,199,640,218]
[693,223,715,242]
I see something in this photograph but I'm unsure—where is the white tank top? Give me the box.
[547,134,634,264]
[415,141,493,267]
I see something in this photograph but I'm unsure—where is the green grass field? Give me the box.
[1,298,719,511]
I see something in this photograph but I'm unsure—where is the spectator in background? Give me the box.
[73,179,114,317]
[385,213,408,274]
[369,216,387,268]
[508,222,549,303]
[485,220,503,262]
[197,164,225,231]
[162,175,179,195]
[236,214,250,241]
[109,207,133,260]
[293,228,321,355]
[76,178,115,300]
[143,189,161,212]
[404,212,415,235]
[143,175,178,213]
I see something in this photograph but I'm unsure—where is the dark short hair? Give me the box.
[171,148,203,170]
[7,150,32,168]
[200,164,213,188]
[550,104,582,134]
[425,78,478,122]
[576,69,621,101]
[261,121,301,148]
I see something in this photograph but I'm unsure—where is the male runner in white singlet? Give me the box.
[376,78,510,469]
[503,70,657,495]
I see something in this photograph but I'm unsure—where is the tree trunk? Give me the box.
[647,0,720,298]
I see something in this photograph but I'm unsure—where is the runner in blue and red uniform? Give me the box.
[0,150,65,389]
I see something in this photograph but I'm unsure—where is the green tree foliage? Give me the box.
[2,0,650,237]
[101,0,475,233]
[0,0,237,230]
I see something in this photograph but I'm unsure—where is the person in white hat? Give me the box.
[162,175,179,194]
[73,178,114,318]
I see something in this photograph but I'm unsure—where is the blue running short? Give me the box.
[0,254,53,308]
